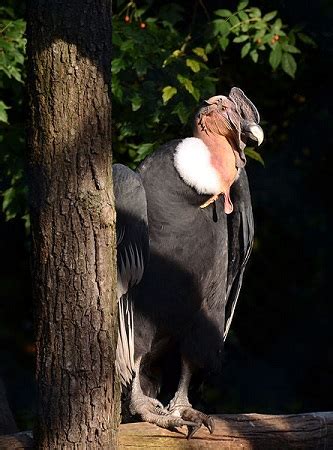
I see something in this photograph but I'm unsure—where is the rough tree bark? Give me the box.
[26,1,120,448]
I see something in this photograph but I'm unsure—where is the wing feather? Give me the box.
[113,164,149,385]
[224,169,254,341]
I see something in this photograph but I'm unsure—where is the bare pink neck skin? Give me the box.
[194,128,238,214]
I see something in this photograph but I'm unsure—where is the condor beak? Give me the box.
[246,123,264,146]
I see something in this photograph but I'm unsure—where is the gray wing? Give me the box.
[224,168,254,341]
[113,164,149,385]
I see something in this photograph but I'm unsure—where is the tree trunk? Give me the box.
[26,1,120,448]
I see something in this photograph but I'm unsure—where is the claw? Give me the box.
[207,416,215,434]
[181,407,215,439]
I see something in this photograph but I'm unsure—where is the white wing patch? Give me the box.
[116,243,145,385]
[116,294,135,385]
[174,137,222,195]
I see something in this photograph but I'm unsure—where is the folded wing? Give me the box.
[113,164,149,385]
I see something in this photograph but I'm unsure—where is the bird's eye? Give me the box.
[220,105,227,111]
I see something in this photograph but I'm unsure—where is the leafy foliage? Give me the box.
[211,2,313,78]
[0,4,27,224]
[112,1,314,167]
[0,0,315,222]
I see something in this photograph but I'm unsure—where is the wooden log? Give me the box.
[0,412,332,449]
[118,412,333,449]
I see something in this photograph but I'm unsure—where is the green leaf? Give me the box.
[237,0,249,11]
[0,101,9,123]
[253,29,266,41]
[134,143,155,162]
[111,58,126,74]
[269,43,282,70]
[162,86,177,104]
[263,11,277,21]
[173,102,190,124]
[186,58,201,73]
[245,148,265,166]
[233,35,249,43]
[120,40,135,52]
[272,18,282,33]
[250,49,258,63]
[193,47,208,62]
[219,36,229,50]
[177,74,194,95]
[214,9,232,18]
[241,42,251,58]
[282,44,301,54]
[238,11,248,22]
[298,32,317,47]
[212,19,230,36]
[131,94,142,111]
[249,7,261,18]
[282,52,297,78]
[2,187,15,212]
[229,15,240,27]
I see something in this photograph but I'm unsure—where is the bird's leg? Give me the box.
[168,357,215,439]
[129,356,198,431]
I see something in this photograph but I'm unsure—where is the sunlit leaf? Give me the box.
[241,42,251,58]
[233,35,249,43]
[263,11,277,21]
[214,9,232,18]
[0,101,9,123]
[219,36,229,50]
[238,11,248,21]
[111,58,126,74]
[177,74,194,95]
[131,94,142,111]
[245,148,265,166]
[186,58,201,73]
[162,86,177,104]
[269,43,282,69]
[250,49,258,62]
[282,52,297,78]
[193,47,208,62]
[237,1,249,11]
[212,19,230,36]
[282,44,301,54]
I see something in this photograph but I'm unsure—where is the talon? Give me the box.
[207,416,215,434]
[187,424,201,440]
[180,407,215,438]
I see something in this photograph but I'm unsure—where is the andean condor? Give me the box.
[113,87,263,438]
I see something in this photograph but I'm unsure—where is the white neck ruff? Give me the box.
[174,137,222,195]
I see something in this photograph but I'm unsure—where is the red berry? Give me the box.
[124,15,130,22]
[140,22,146,29]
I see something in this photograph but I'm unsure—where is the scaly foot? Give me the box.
[130,394,197,431]
[168,400,215,439]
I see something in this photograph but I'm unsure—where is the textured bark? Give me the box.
[26,1,120,448]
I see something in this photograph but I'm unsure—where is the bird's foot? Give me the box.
[130,394,197,431]
[168,403,215,439]
[200,194,220,209]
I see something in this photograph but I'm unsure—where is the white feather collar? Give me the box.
[174,137,222,195]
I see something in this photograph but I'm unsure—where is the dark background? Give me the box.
[0,0,332,430]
